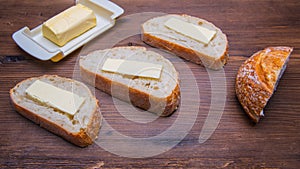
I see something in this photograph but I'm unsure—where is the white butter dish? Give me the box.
[12,0,124,62]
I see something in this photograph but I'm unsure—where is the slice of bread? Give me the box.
[10,75,101,147]
[79,46,180,116]
[235,47,293,123]
[142,14,228,70]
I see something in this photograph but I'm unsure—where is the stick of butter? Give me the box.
[25,80,86,116]
[102,58,163,79]
[164,18,216,44]
[42,4,96,46]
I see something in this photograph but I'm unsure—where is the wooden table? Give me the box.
[1,0,299,168]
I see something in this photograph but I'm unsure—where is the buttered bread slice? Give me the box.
[10,75,101,147]
[142,14,228,70]
[79,46,180,116]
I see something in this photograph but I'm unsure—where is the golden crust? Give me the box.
[9,75,101,147]
[235,47,293,123]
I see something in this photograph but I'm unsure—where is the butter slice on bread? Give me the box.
[79,46,180,116]
[142,14,228,70]
[235,47,293,123]
[10,75,101,147]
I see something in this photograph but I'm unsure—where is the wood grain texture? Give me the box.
[0,0,299,168]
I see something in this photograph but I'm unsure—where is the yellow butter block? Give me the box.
[42,4,96,46]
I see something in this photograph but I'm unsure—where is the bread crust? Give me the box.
[235,47,293,123]
[142,14,229,70]
[80,64,180,116]
[10,75,101,147]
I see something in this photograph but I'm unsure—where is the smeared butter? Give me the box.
[42,4,96,46]
[25,80,85,116]
[50,52,64,62]
[164,18,216,44]
[102,58,163,79]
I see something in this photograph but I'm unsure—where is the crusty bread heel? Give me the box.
[235,47,293,123]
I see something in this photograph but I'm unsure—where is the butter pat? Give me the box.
[164,18,216,44]
[25,80,86,116]
[102,58,163,79]
[42,4,96,46]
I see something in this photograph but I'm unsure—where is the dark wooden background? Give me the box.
[1,0,299,168]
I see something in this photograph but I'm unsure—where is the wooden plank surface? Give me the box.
[1,0,300,168]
